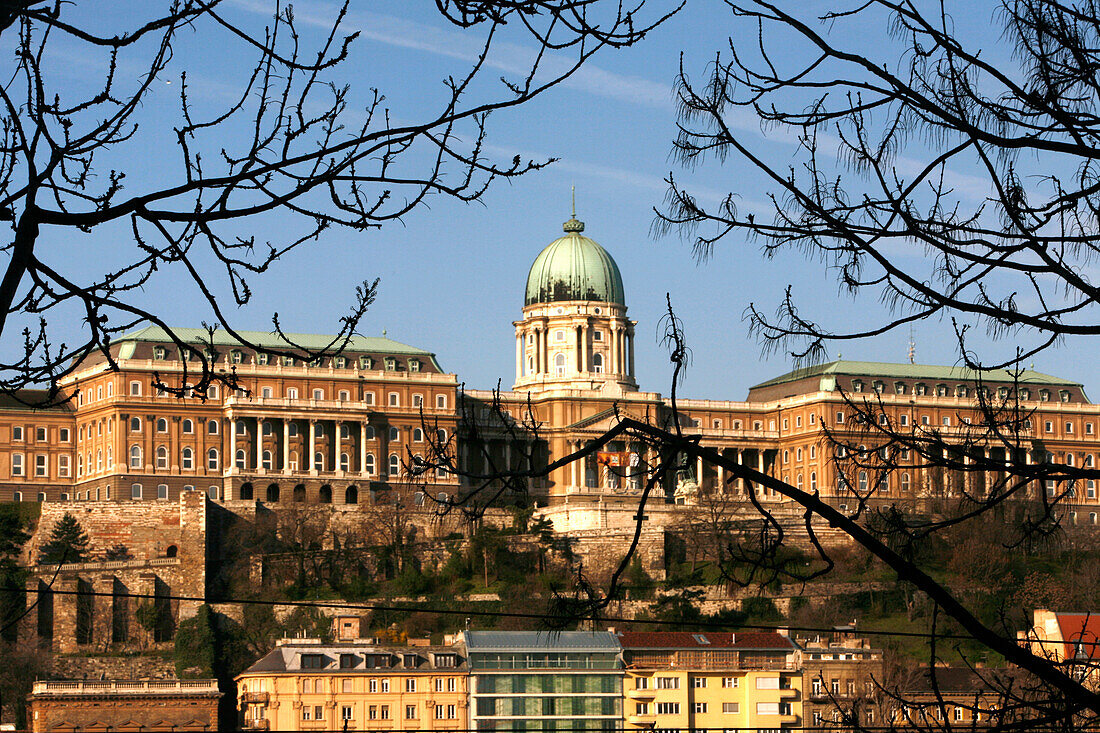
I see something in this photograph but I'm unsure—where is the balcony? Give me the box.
[626,713,656,726]
[626,687,655,700]
[241,691,270,704]
[243,719,270,730]
[779,686,800,699]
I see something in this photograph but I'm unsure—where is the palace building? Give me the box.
[0,213,1097,528]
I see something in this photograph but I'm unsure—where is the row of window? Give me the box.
[851,379,1074,403]
[636,702,790,716]
[299,676,459,694]
[10,453,69,477]
[81,379,448,407]
[152,346,425,373]
[636,676,741,690]
[8,426,70,443]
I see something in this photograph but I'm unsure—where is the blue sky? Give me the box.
[13,1,1096,400]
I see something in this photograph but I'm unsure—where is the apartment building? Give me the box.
[236,638,468,731]
[618,630,802,733]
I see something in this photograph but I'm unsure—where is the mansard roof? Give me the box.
[118,325,435,357]
[752,360,1079,391]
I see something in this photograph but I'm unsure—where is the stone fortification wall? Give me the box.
[24,491,207,568]
[19,491,208,654]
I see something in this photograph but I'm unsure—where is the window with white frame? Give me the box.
[182,419,193,434]
[158,484,169,500]
[131,483,143,499]
[130,381,141,396]
[389,454,399,476]
[388,392,399,407]
[9,453,22,477]
[58,455,70,477]
[208,449,219,470]
[130,445,142,468]
[437,394,447,408]
[182,448,193,470]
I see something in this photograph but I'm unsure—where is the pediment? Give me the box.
[566,406,648,433]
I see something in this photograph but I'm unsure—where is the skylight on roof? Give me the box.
[693,634,710,645]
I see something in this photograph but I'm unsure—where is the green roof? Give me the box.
[525,218,625,306]
[751,360,1081,391]
[116,326,436,356]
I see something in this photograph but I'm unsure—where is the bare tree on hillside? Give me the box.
[0,0,679,403]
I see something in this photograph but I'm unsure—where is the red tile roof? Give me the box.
[617,631,794,650]
[1055,613,1100,660]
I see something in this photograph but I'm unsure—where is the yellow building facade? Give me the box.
[236,639,468,731]
[619,631,803,733]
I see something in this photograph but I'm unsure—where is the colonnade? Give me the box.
[226,414,381,477]
[515,320,635,380]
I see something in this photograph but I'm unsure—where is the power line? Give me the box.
[0,584,1079,646]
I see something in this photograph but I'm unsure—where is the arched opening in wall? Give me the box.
[266,484,280,502]
[75,579,93,645]
[592,353,604,373]
[111,578,129,644]
[345,485,359,505]
[293,484,306,502]
[165,545,178,558]
[239,482,254,500]
[319,485,332,503]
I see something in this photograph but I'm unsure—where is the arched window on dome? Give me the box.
[554,353,566,375]
[527,356,534,375]
[592,353,604,374]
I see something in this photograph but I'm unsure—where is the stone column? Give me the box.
[535,328,543,374]
[309,420,318,475]
[279,420,288,471]
[628,329,635,377]
[228,413,237,474]
[609,325,618,375]
[256,418,264,473]
[696,454,704,491]
[515,331,522,381]
[360,422,368,475]
[570,441,577,489]
[335,421,343,473]
[583,323,590,374]
[575,325,583,374]
[717,459,725,494]
[757,450,766,497]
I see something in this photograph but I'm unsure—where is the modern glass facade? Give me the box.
[465,631,623,732]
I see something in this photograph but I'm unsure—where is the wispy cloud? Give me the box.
[229,0,677,109]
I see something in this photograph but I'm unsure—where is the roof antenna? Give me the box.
[908,327,916,365]
[571,184,576,219]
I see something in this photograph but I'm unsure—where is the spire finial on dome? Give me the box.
[563,185,585,233]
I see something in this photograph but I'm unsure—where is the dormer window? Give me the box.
[364,654,392,669]
[434,653,457,668]
[956,385,968,398]
[915,383,927,396]
[403,654,420,668]
[409,359,421,372]
[1040,389,1051,402]
[894,382,906,394]
[282,355,295,366]
[257,353,269,366]
[339,654,359,669]
[153,346,167,360]
[385,357,397,371]
[230,350,243,364]
[936,384,947,397]
[852,380,864,393]
[1061,390,1071,403]
[335,356,346,368]
[308,356,324,368]
[360,356,373,370]
[1020,388,1030,400]
[872,380,884,393]
[301,654,325,669]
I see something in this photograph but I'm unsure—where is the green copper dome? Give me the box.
[524,217,626,306]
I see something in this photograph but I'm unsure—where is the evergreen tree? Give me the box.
[38,513,89,564]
